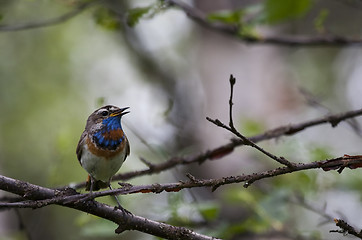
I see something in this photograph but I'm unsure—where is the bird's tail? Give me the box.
[85,175,108,191]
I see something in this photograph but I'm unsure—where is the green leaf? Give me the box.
[259,189,289,222]
[219,217,270,238]
[224,187,262,206]
[126,6,152,27]
[314,9,329,33]
[197,202,220,221]
[80,219,116,237]
[238,24,260,40]
[240,119,265,136]
[207,10,244,25]
[93,7,120,30]
[309,146,333,161]
[264,0,313,23]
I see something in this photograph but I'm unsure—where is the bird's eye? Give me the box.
[100,110,109,116]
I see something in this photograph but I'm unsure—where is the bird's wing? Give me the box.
[124,136,130,162]
[76,131,87,163]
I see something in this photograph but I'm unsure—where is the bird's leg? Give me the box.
[108,184,121,207]
[72,176,96,204]
[82,176,96,202]
[108,183,131,214]
[89,175,94,195]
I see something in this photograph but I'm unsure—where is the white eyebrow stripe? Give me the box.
[97,108,109,114]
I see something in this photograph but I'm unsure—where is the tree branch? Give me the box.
[0,0,101,32]
[66,106,362,190]
[167,0,362,47]
[0,175,218,240]
[4,155,362,208]
[331,219,362,239]
[208,75,295,167]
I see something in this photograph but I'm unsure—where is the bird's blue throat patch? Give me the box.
[102,117,122,131]
[92,117,125,150]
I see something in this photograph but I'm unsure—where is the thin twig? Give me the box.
[299,87,362,137]
[208,76,295,167]
[228,74,236,129]
[290,194,334,223]
[0,0,101,32]
[167,0,362,47]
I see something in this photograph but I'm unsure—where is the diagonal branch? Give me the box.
[167,0,362,47]
[0,0,101,32]
[67,106,362,190]
[207,116,295,167]
[2,155,362,239]
[6,155,362,207]
[0,175,218,240]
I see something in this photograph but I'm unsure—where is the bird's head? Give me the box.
[86,105,129,132]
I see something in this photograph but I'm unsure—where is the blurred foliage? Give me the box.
[207,10,245,25]
[263,0,313,23]
[309,145,334,161]
[314,9,329,34]
[220,187,289,238]
[126,1,168,28]
[79,218,118,238]
[197,201,219,221]
[126,6,153,27]
[0,0,361,240]
[206,0,315,39]
[240,118,266,137]
[206,0,314,28]
[93,6,121,30]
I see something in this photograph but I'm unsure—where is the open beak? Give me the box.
[110,107,130,117]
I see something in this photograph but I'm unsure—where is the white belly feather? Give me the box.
[80,143,125,182]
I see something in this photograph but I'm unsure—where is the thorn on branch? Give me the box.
[118,182,133,191]
[328,116,342,128]
[337,167,345,174]
[186,173,199,183]
[115,224,129,234]
[211,176,238,192]
[211,184,221,192]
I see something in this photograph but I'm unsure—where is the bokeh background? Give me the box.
[1,0,362,239]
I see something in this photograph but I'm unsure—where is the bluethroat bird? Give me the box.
[76,105,130,208]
